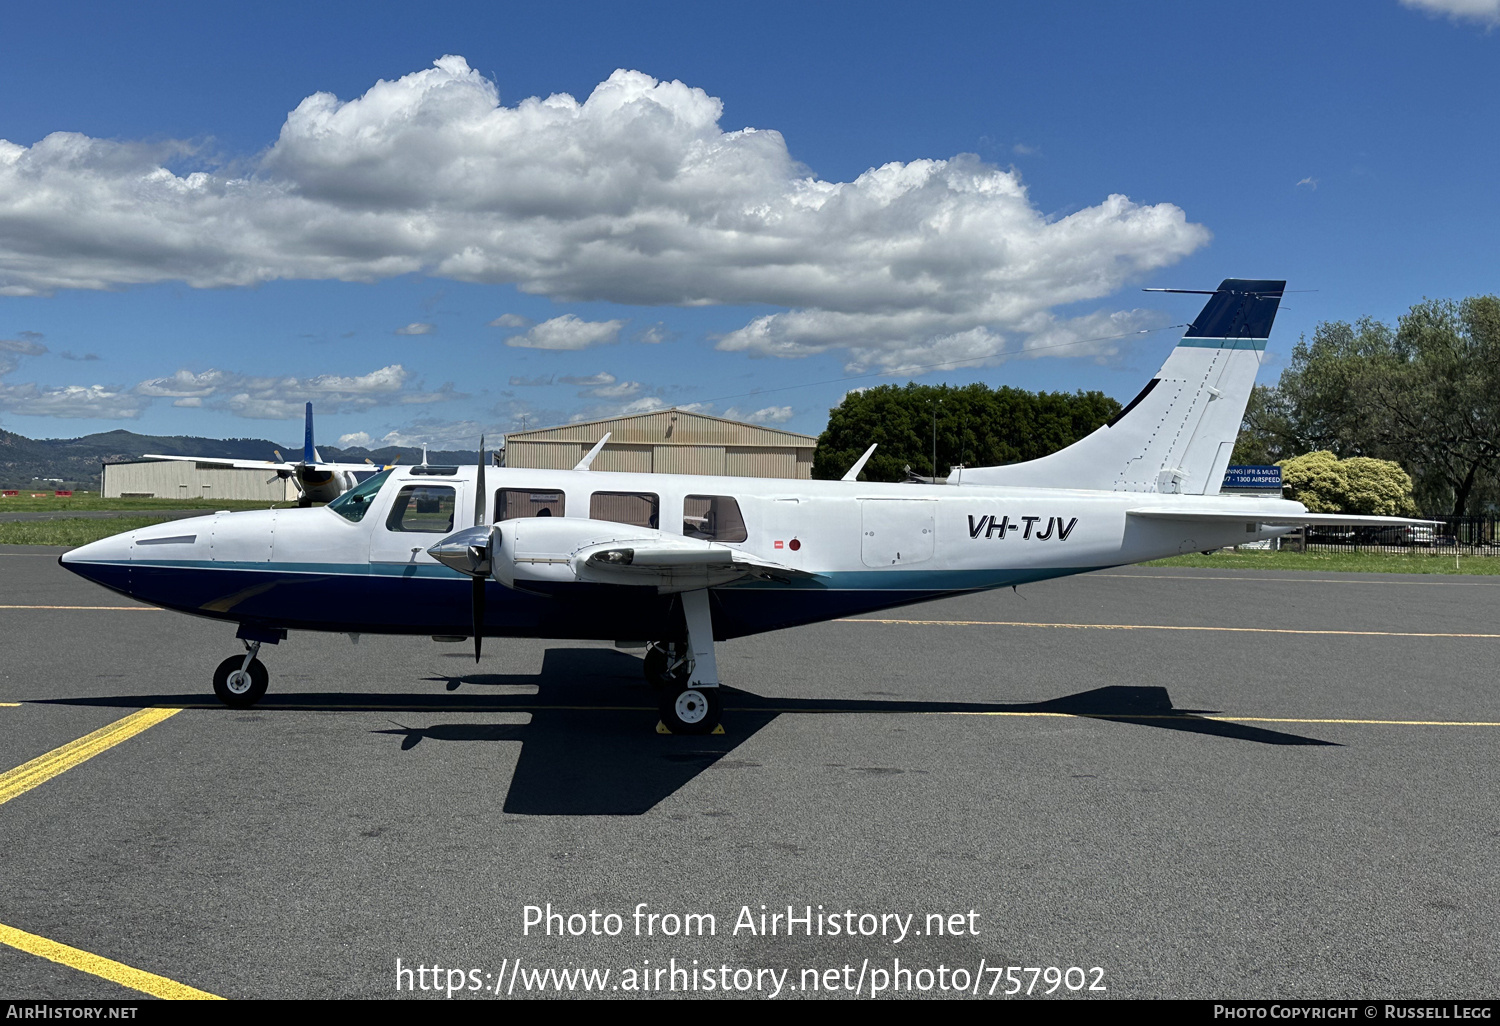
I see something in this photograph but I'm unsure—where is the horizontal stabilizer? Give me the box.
[1127,509,1440,527]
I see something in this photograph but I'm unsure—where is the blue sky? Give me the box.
[0,0,1495,449]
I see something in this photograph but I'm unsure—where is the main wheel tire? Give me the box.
[658,686,721,735]
[643,645,690,691]
[213,655,269,708]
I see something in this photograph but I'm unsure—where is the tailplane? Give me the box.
[954,279,1284,494]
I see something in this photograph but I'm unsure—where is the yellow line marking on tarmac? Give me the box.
[23,701,1492,727]
[839,617,1500,639]
[0,703,20,707]
[0,604,158,610]
[0,707,180,807]
[0,922,222,1000]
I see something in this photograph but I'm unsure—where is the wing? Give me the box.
[1127,509,1440,527]
[142,454,294,472]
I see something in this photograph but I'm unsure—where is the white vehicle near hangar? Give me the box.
[60,280,1431,735]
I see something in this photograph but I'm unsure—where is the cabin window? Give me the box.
[385,484,456,533]
[328,468,392,523]
[496,488,566,520]
[590,491,659,529]
[683,495,748,542]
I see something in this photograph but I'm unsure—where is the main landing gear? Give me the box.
[213,640,268,708]
[648,590,724,735]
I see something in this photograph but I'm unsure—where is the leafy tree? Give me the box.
[1229,384,1297,465]
[813,382,1120,482]
[1236,294,1500,515]
[1279,451,1416,516]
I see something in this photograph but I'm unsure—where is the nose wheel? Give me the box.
[213,642,269,708]
[658,685,722,735]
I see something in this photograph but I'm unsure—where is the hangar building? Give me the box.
[101,460,298,502]
[505,409,816,479]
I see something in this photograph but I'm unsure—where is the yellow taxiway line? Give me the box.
[0,707,180,807]
[0,707,218,998]
[839,617,1500,639]
[0,921,222,1000]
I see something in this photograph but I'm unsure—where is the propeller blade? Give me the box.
[475,435,486,527]
[471,574,485,662]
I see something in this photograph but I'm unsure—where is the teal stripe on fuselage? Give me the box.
[1176,338,1267,351]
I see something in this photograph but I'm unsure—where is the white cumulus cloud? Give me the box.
[0,56,1208,371]
[338,431,373,446]
[394,322,435,335]
[1400,0,1500,26]
[488,313,532,328]
[130,363,460,419]
[505,314,624,350]
[723,405,794,425]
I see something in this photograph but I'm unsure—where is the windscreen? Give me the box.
[327,468,392,522]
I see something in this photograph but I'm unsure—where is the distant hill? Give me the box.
[0,428,479,489]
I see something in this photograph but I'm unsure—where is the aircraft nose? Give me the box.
[58,530,136,593]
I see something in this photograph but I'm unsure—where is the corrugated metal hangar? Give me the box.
[504,408,816,479]
[102,460,298,502]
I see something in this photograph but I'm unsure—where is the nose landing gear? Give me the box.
[650,589,723,735]
[213,640,269,708]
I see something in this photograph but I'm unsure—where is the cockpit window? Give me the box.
[385,485,456,533]
[328,468,392,523]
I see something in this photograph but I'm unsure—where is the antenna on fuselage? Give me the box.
[842,443,878,482]
[573,432,612,471]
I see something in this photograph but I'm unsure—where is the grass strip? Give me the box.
[1146,549,1500,575]
[0,495,271,512]
[0,516,173,547]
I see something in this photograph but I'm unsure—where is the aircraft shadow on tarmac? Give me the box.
[39,647,1337,816]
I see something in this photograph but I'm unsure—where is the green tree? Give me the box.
[1278,451,1417,516]
[1254,294,1500,515]
[1229,384,1297,465]
[813,382,1120,482]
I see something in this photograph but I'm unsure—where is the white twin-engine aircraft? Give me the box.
[61,280,1426,734]
[144,402,383,507]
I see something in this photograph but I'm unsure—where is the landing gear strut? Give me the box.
[643,642,690,691]
[654,589,723,735]
[213,641,269,708]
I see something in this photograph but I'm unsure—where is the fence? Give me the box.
[1278,515,1500,556]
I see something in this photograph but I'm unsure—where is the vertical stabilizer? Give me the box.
[303,402,316,465]
[954,279,1284,493]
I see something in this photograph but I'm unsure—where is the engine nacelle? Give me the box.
[491,517,748,593]
[492,517,656,590]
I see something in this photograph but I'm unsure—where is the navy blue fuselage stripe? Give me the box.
[62,560,1103,640]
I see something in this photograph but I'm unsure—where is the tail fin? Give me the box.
[303,402,316,465]
[955,279,1284,494]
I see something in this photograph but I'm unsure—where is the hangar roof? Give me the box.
[505,407,815,448]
